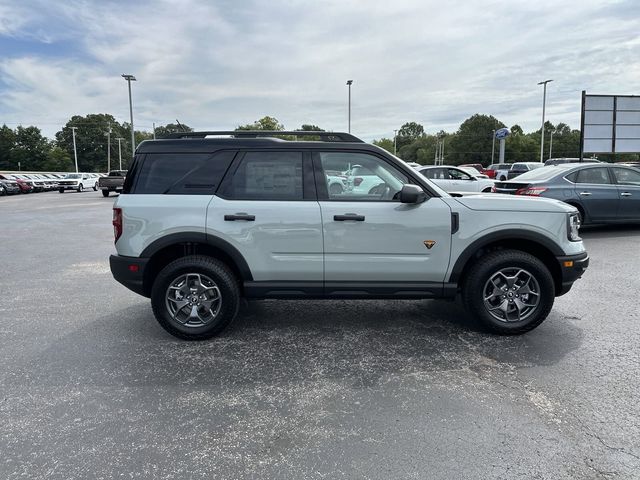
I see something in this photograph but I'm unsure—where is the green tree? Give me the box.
[56,114,128,172]
[236,116,285,131]
[0,124,16,170]
[154,123,193,138]
[447,114,505,165]
[43,145,73,172]
[396,122,425,150]
[373,138,394,154]
[297,124,324,131]
[9,126,49,171]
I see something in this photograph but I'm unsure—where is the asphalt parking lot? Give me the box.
[1,191,639,479]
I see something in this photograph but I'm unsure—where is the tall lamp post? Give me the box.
[116,138,124,170]
[393,129,398,155]
[70,126,79,173]
[122,74,137,156]
[538,79,553,162]
[346,80,353,133]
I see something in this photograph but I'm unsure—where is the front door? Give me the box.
[314,151,452,292]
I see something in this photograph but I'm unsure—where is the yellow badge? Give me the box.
[423,240,436,249]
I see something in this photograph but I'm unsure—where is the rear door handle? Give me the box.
[620,192,632,197]
[224,214,255,221]
[334,214,365,221]
[579,191,592,196]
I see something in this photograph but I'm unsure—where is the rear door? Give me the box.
[207,150,323,283]
[315,151,452,291]
[571,166,619,222]
[611,167,640,221]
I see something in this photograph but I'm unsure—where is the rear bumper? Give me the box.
[109,255,149,297]
[556,252,589,296]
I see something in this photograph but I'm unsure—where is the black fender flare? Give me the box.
[448,229,564,283]
[140,232,253,280]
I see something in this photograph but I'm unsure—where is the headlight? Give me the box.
[567,212,581,241]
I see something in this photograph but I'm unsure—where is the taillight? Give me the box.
[113,208,122,242]
[491,186,496,193]
[354,177,363,186]
[515,186,547,196]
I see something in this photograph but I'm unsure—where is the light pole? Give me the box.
[548,131,554,159]
[122,74,137,155]
[116,138,124,170]
[105,122,111,172]
[71,126,79,173]
[393,129,398,155]
[346,80,353,133]
[538,79,553,162]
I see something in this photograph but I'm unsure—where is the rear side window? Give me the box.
[224,151,303,200]
[132,151,235,194]
[575,167,611,185]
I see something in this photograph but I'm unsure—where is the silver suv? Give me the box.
[109,131,589,340]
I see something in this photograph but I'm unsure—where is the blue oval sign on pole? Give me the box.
[495,128,511,140]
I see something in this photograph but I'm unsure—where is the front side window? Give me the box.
[612,167,640,186]
[575,167,611,185]
[226,151,303,200]
[420,168,445,180]
[447,168,472,180]
[318,152,408,201]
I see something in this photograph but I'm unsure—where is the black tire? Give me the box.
[93,182,98,191]
[499,175,507,181]
[77,184,84,193]
[329,183,343,195]
[482,187,492,193]
[151,255,240,340]
[58,188,64,193]
[0,187,5,196]
[461,249,555,335]
[102,190,109,197]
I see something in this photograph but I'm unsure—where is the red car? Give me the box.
[0,174,34,193]
[460,163,495,179]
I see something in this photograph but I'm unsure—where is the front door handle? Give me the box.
[620,192,632,197]
[224,214,255,221]
[334,214,365,221]
[579,191,592,196]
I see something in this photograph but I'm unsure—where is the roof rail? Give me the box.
[162,130,364,143]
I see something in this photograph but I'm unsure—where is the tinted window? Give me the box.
[134,151,234,194]
[612,167,640,186]
[226,151,303,200]
[419,168,445,179]
[575,167,611,185]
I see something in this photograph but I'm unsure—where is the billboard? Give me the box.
[580,91,640,155]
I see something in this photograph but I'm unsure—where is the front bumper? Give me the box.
[556,252,589,296]
[110,255,149,297]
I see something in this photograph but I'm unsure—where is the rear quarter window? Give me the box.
[131,151,235,194]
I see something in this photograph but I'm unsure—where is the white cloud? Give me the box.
[0,0,639,141]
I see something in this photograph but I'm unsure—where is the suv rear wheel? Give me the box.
[461,250,555,334]
[151,255,240,340]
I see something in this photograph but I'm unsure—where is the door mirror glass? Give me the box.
[400,184,427,204]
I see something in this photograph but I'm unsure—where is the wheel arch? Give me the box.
[449,230,564,295]
[140,233,253,296]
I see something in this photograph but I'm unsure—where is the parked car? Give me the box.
[493,163,640,225]
[417,165,494,193]
[544,158,601,166]
[507,162,545,179]
[58,173,95,193]
[0,179,21,195]
[98,170,127,197]
[110,130,588,340]
[345,164,386,194]
[615,161,640,169]
[458,166,490,179]
[486,163,514,181]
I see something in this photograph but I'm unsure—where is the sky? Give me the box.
[0,0,639,142]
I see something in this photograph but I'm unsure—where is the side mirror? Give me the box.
[400,184,427,204]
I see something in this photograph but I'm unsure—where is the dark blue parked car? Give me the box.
[493,163,640,225]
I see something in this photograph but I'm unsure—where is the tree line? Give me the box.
[0,113,635,173]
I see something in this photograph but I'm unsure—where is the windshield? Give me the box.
[65,174,81,179]
[508,166,570,181]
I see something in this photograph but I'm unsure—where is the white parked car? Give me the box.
[345,164,386,194]
[417,166,494,193]
[57,173,97,193]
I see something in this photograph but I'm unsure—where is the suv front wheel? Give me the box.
[151,255,240,340]
[462,250,555,334]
